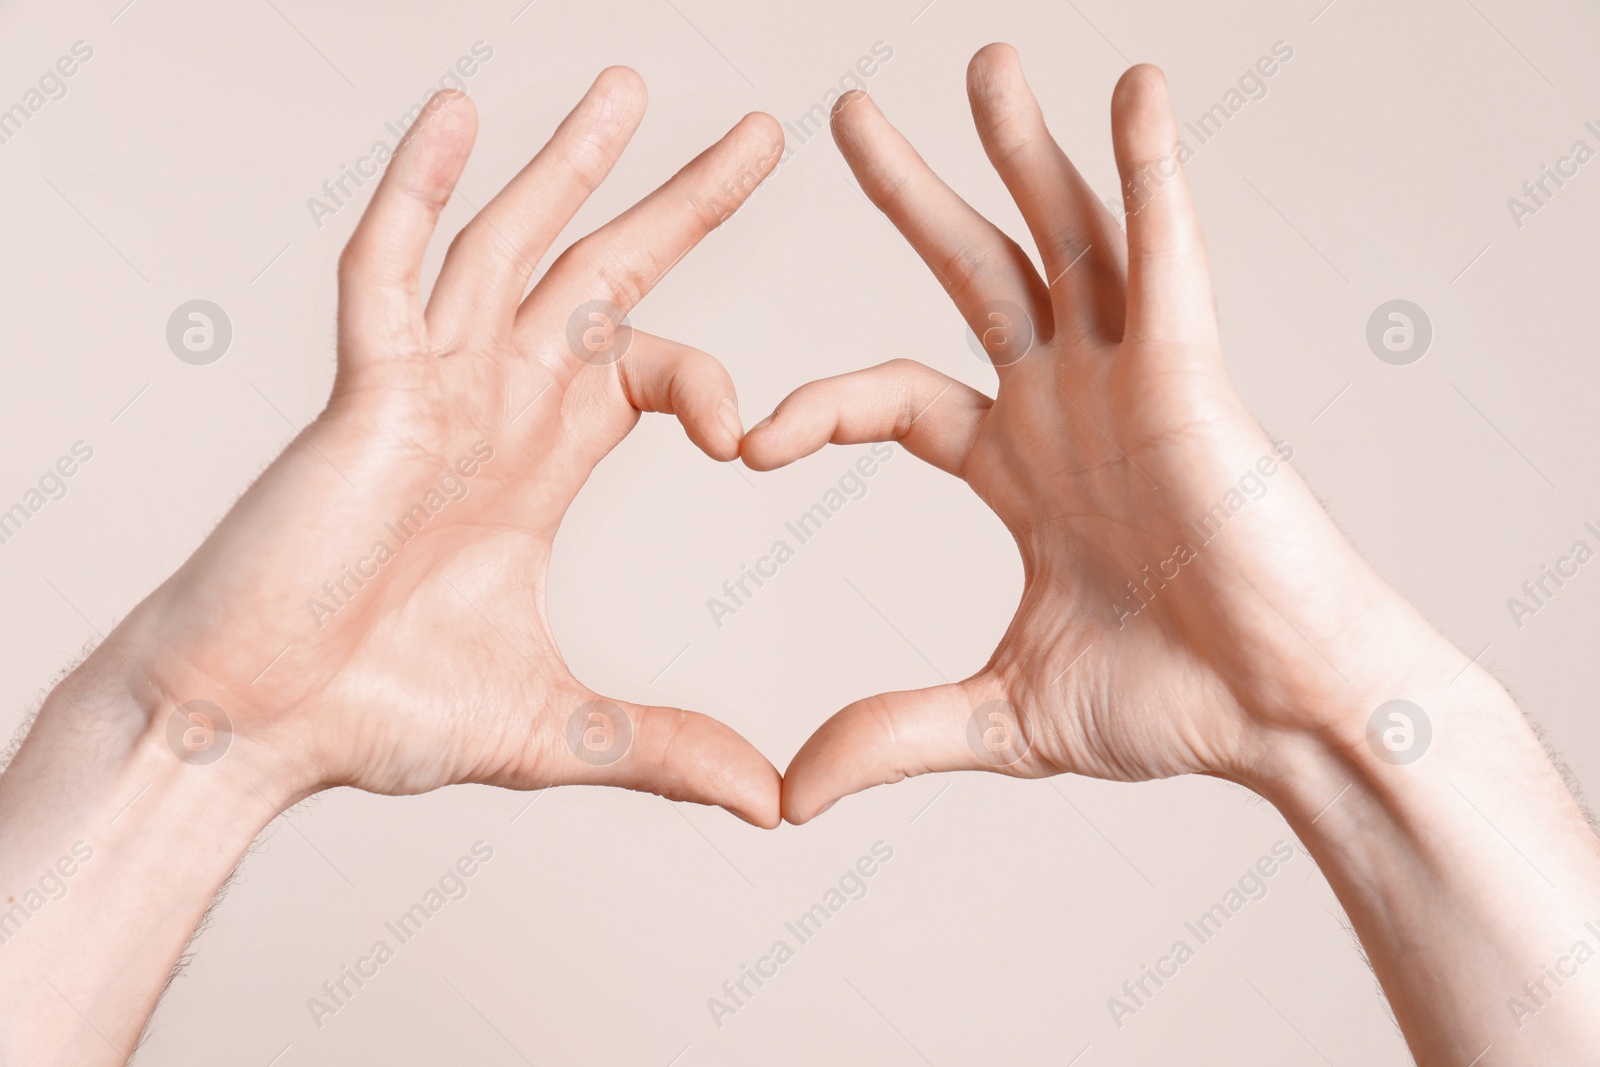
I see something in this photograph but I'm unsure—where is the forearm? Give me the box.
[0,652,286,1066]
[1259,663,1600,1066]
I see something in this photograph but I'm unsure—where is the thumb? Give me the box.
[552,691,782,828]
[616,330,745,462]
[781,672,1024,824]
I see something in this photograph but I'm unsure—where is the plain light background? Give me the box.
[3,0,1599,1063]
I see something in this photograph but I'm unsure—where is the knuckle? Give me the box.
[562,139,613,193]
[557,132,620,196]
[588,250,649,310]
[985,111,1037,166]
[338,236,413,291]
[935,240,994,293]
[1045,223,1091,265]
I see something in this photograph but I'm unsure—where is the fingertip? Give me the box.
[596,64,648,108]
[1134,62,1170,88]
[738,411,807,472]
[419,89,478,139]
[696,431,741,464]
[967,42,1021,89]
[587,67,648,134]
[1111,64,1182,179]
[426,87,471,108]
[743,777,785,829]
[741,809,783,830]
[744,110,784,150]
[780,705,871,825]
[781,789,840,825]
[615,702,783,828]
[711,396,745,463]
[1112,63,1169,113]
[400,91,478,197]
[714,746,783,828]
[781,796,815,825]
[728,112,785,180]
[829,89,876,142]
[780,765,824,824]
[832,88,871,119]
[681,420,740,463]
[966,44,1037,141]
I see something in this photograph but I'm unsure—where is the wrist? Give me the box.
[1240,658,1600,1065]
[1229,577,1519,814]
[0,651,292,1066]
[1248,648,1531,828]
[33,641,314,813]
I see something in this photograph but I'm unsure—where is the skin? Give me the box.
[744,46,1600,1064]
[0,70,784,1065]
[2,45,1598,1067]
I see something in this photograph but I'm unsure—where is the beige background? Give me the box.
[3,0,1599,1062]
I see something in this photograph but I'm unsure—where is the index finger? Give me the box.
[517,112,784,383]
[830,90,1050,372]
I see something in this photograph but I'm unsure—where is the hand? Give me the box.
[745,46,1456,822]
[106,70,784,824]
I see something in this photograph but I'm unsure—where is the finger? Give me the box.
[426,67,647,341]
[781,674,1017,825]
[1110,65,1219,349]
[830,90,1049,369]
[966,43,1127,343]
[741,359,989,477]
[338,91,477,371]
[615,331,744,462]
[554,694,782,828]
[521,112,784,384]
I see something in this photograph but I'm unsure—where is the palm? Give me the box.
[112,73,784,825]
[965,353,1284,783]
[296,380,643,796]
[755,48,1426,822]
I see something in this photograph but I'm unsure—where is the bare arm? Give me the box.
[746,45,1600,1064]
[0,71,785,1065]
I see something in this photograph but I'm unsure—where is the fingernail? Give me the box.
[718,397,743,443]
[750,413,775,433]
